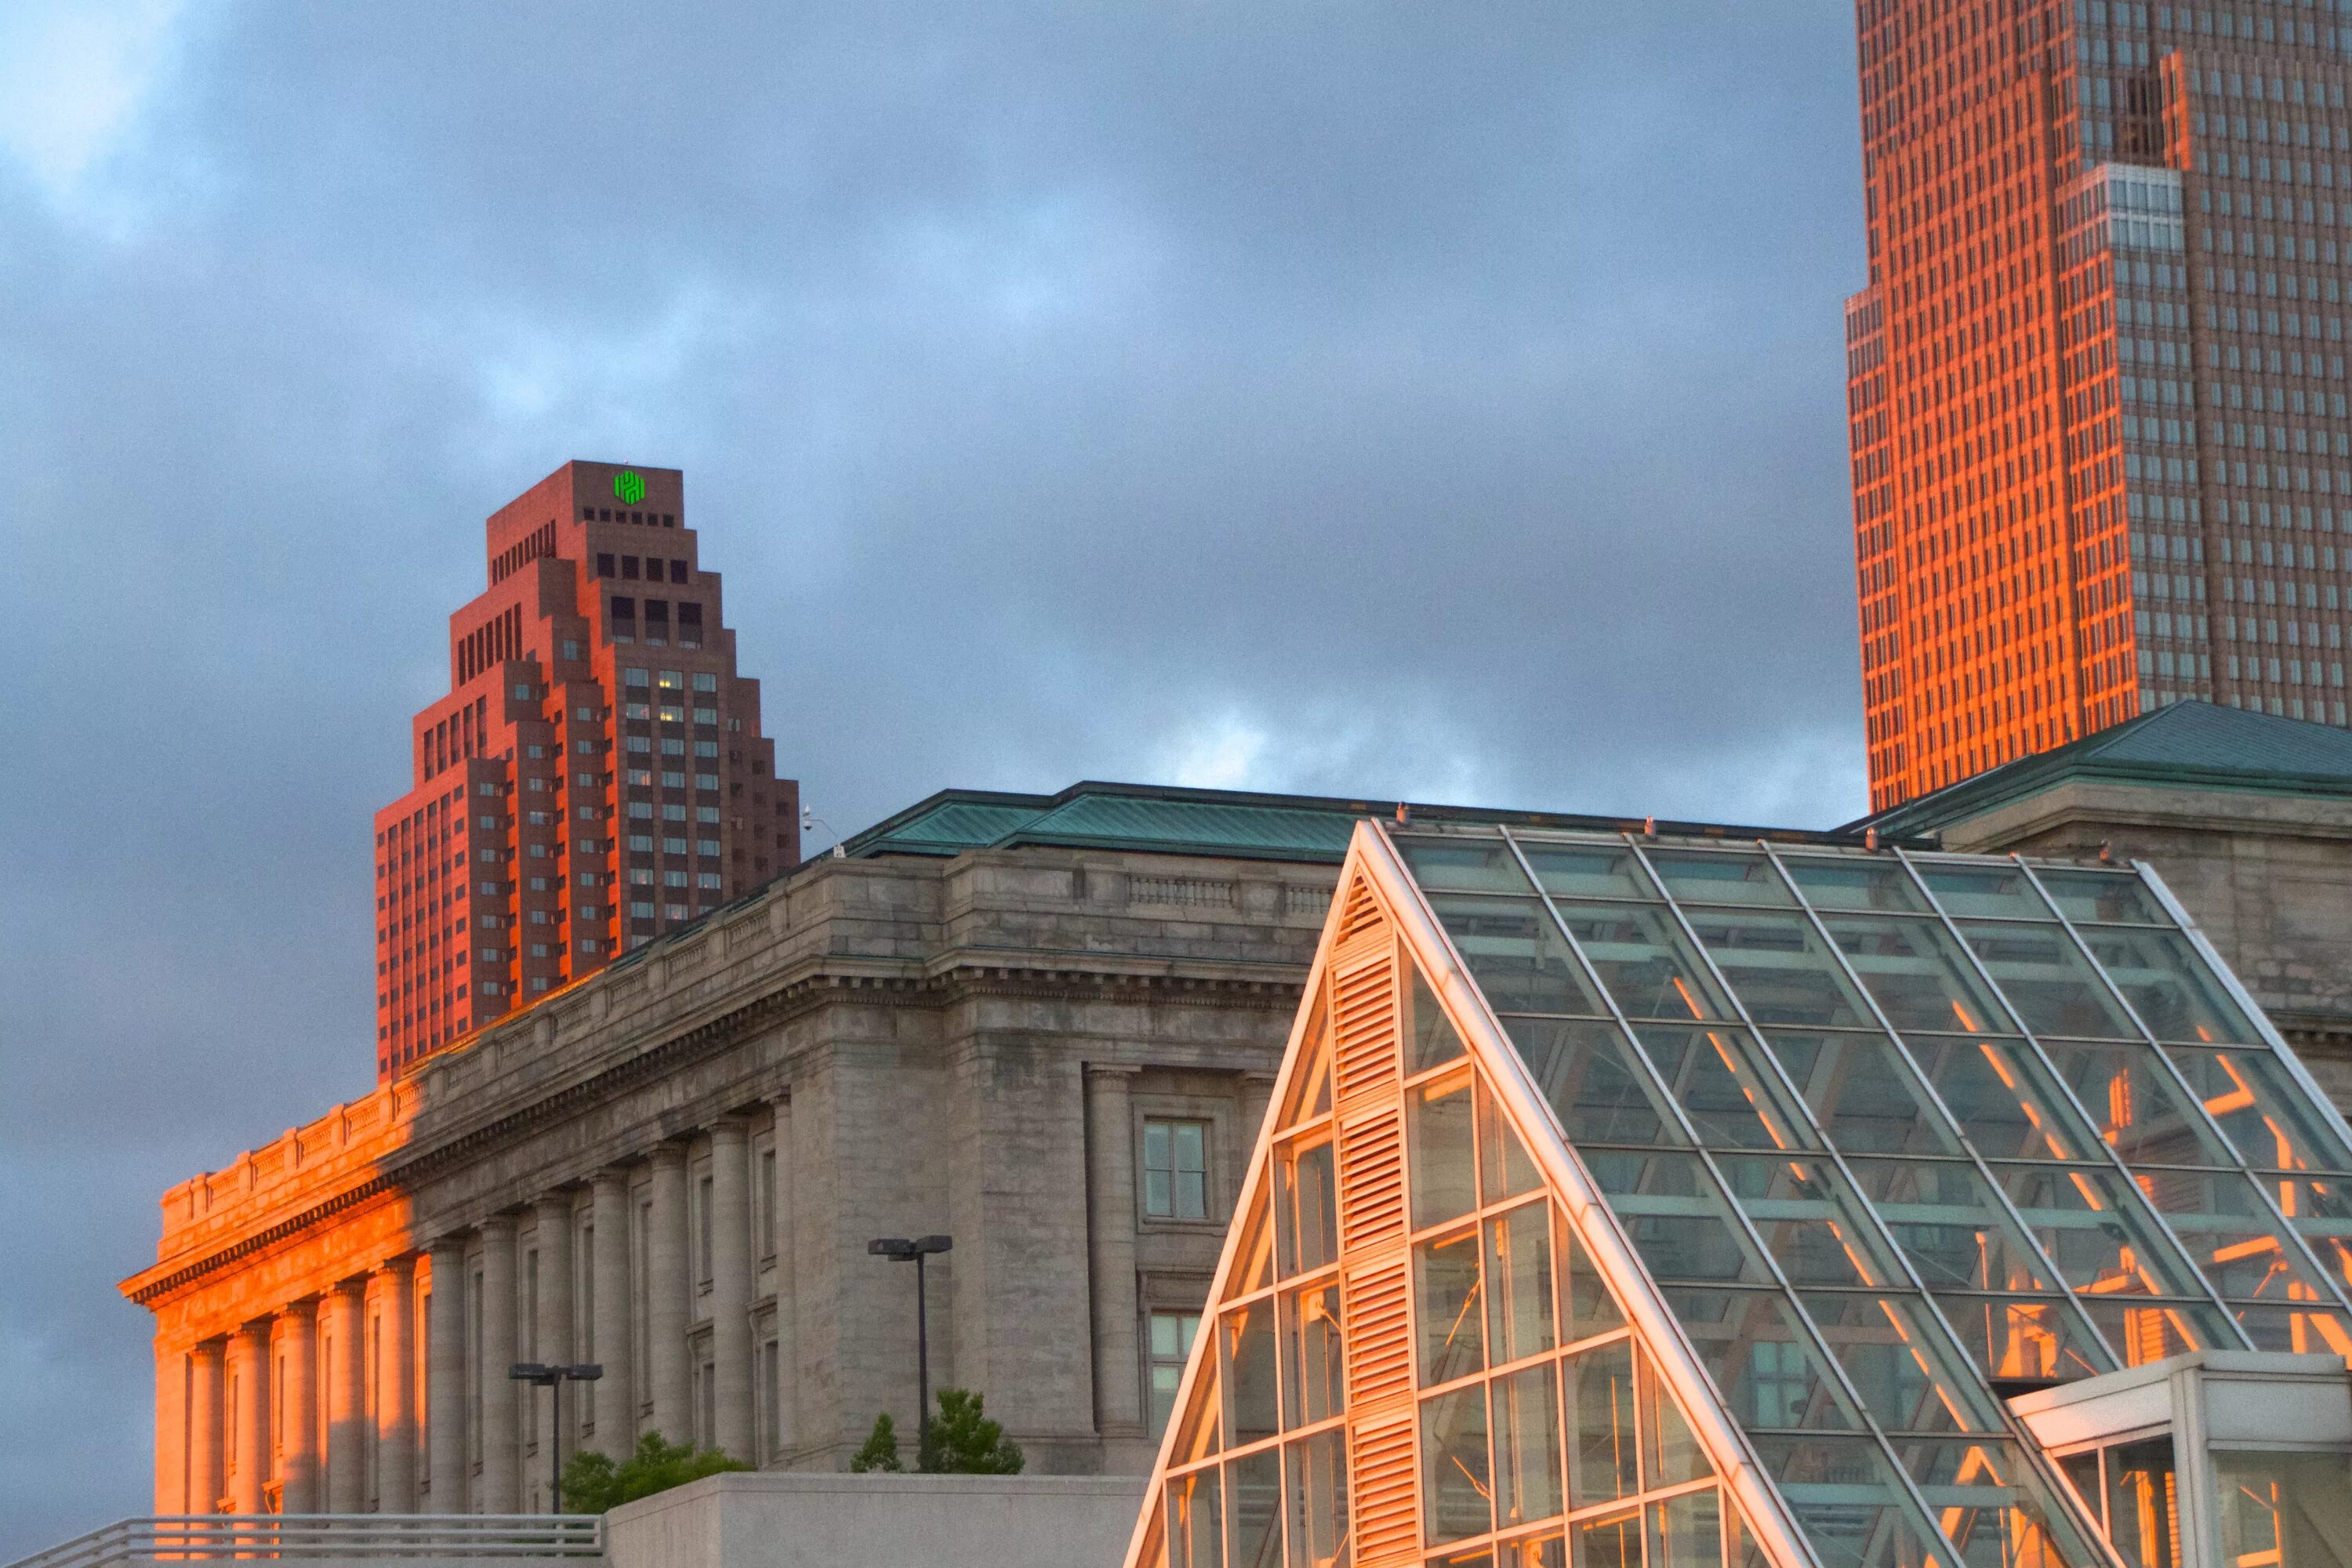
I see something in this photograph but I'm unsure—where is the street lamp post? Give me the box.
[509,1363,603,1512]
[867,1235,952,1464]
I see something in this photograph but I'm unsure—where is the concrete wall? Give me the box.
[604,1472,1147,1568]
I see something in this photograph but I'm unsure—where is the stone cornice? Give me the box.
[122,957,1308,1307]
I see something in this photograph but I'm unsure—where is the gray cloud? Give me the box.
[0,0,1860,1546]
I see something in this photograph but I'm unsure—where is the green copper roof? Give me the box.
[844,780,1896,865]
[1857,699,2352,838]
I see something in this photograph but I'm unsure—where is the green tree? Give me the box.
[849,1412,904,1472]
[558,1432,752,1514]
[920,1388,1024,1475]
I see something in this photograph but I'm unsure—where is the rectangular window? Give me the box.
[1148,1311,1201,1435]
[759,1149,778,1257]
[698,1173,715,1288]
[1142,1119,1210,1220]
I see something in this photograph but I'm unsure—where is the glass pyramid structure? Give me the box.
[1120,820,2352,1568]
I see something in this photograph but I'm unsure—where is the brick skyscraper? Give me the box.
[1849,0,2352,809]
[372,462,798,1081]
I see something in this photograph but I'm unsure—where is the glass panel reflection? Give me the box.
[1504,1018,1687,1149]
[1573,1509,1643,1568]
[1636,1027,1806,1151]
[1480,1076,1544,1204]
[1798,1290,1991,1433]
[1424,1383,1494,1545]
[1486,1200,1558,1364]
[1396,836,1537,895]
[1225,1446,1281,1568]
[1782,856,1933,913]
[1647,850,1795,907]
[1928,1291,2111,1386]
[1284,1428,1348,1568]
[1764,1031,1963,1156]
[1430,897,1604,1019]
[1686,911,1875,1029]
[1413,1073,1480,1230]
[1595,1152,1769,1286]
[1566,1338,1640,1507]
[1955,924,2139,1040]
[1519,842,1650,902]
[1417,1226,1485,1387]
[2037,1041,2231,1167]
[1223,1300,1279,1447]
[1493,1362,1565,1531]
[1169,1465,1222,1568]
[1648,1489,1725,1568]
[1277,1134,1339,1279]
[1559,1206,1628,1342]
[2101,1436,2180,1568]
[2211,1450,2352,1568]
[1281,1281,1343,1428]
[2073,928,2256,1045]
[1665,1286,1857,1431]
[1550,902,1733,1022]
[1750,1434,1947,1568]
[1916,863,2055,921]
[1845,1157,2058,1294]
[1822,916,2018,1036]
[2164,1048,2352,1173]
[1991,1163,2209,1298]
[2034,869,2170,927]
[1716,1155,1905,1288]
[1411,963,1472,1074]
[1911,1035,2091,1162]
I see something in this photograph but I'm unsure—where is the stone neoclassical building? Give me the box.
[128,709,2352,1517]
[134,782,1740,1516]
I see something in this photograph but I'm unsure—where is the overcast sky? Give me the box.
[0,1,1860,1546]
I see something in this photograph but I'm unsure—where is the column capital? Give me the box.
[273,1297,320,1324]
[427,1232,470,1260]
[708,1116,752,1149]
[374,1253,417,1279]
[479,1210,520,1239]
[1084,1062,1145,1080]
[648,1140,690,1171]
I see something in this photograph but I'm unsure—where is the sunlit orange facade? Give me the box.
[1851,0,2352,809]
[372,462,797,1081]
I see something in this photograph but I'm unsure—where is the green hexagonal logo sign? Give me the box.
[613,470,647,505]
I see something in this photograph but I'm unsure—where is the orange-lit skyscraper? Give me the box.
[1850,0,2352,809]
[372,462,798,1081]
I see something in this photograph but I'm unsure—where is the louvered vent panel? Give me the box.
[1331,949,1396,1107]
[1348,1406,1421,1566]
[1338,1105,1405,1251]
[1335,875,1386,942]
[1341,1249,1410,1409]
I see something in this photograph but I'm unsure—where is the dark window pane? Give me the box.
[1565,1338,1639,1506]
[1423,1384,1494,1544]
[1595,1152,1767,1285]
[1409,961,1471,1073]
[1410,1074,1480,1230]
[2165,1047,2352,1172]
[1415,1228,1485,1386]
[1686,910,1874,1029]
[2040,1040,2233,1167]
[1636,1025,1806,1149]
[1823,916,2018,1035]
[1958,921,2140,1040]
[1846,1157,2059,1293]
[1224,1446,1280,1568]
[1664,1287,1857,1431]
[2037,869,2171,926]
[1796,1292,1996,1433]
[1221,1299,1279,1446]
[1911,1033,2100,1162]
[2076,927,2256,1044]
[1918,862,2056,920]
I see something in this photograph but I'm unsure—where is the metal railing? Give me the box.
[4,1517,604,1568]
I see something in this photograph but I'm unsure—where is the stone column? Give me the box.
[590,1171,636,1457]
[535,1192,577,1491]
[189,1338,226,1514]
[768,1098,797,1457]
[426,1238,468,1512]
[227,1319,271,1515]
[154,1339,190,1514]
[374,1258,417,1512]
[274,1303,319,1513]
[648,1144,691,1443]
[1084,1065,1146,1439]
[323,1280,367,1512]
[479,1215,520,1512]
[708,1120,753,1460]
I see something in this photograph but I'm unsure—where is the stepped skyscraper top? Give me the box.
[371,461,797,1081]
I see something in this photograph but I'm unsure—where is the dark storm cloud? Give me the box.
[0,1,1860,1545]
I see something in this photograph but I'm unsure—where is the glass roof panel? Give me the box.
[1634,1026,1810,1152]
[1795,1291,1997,1434]
[1393,833,1537,895]
[1908,1033,2096,1163]
[2233,1302,2352,1356]
[2035,1040,2234,1167]
[1645,849,1797,907]
[1663,1286,1861,1432]
[1844,1156,2061,1294]
[1779,855,1933,913]
[1820,916,2020,1036]
[1517,840,1650,900]
[1716,1155,1911,1288]
[1592,1150,1774,1286]
[1684,910,1877,1030]
[1502,1017,1689,1148]
[1745,1433,1953,1568]
[2071,927,2256,1044]
[1410,962,1470,1074]
[2147,1174,2335,1304]
[1915,862,2057,921]
[1762,1031,1965,1157]
[2033,868,2172,927]
[1549,901,1734,1022]
[1929,1290,2113,1385]
[1428,895,1607,1018]
[2163,1046,2352,1173]
[1987,1163,2212,1299]
[1951,923,2140,1041]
